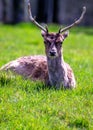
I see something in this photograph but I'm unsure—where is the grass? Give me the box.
[0,23,93,129]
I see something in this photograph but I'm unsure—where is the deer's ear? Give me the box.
[41,30,47,37]
[62,31,69,39]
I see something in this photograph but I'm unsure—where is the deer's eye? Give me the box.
[44,41,51,46]
[44,41,47,44]
[44,40,51,45]
[48,41,51,45]
[55,42,62,46]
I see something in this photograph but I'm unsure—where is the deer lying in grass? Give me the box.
[0,2,86,89]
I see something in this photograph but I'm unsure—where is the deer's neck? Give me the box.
[47,55,64,71]
[47,54,68,88]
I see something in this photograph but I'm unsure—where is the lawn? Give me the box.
[0,23,93,130]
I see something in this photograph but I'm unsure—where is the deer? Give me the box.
[0,1,86,89]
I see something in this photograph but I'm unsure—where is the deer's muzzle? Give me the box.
[49,50,56,57]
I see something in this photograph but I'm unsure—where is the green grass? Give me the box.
[0,23,93,130]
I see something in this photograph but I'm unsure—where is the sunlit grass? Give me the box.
[0,23,93,129]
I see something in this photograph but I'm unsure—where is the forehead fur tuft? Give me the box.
[41,30,69,43]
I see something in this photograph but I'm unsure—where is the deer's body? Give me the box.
[0,1,86,89]
[0,54,76,89]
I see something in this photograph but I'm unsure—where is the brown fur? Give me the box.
[0,55,75,88]
[1,56,48,82]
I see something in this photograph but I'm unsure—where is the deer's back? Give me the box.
[1,55,48,82]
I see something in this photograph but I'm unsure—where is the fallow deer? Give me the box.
[0,1,86,89]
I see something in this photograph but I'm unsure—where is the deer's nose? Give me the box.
[49,50,56,57]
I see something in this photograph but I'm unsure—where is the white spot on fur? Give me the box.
[9,60,20,67]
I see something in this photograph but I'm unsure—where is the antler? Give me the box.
[59,6,86,33]
[28,0,48,33]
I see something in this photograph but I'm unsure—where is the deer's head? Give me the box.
[28,1,86,58]
[41,31,69,58]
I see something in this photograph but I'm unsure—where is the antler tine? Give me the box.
[59,6,86,33]
[28,0,47,33]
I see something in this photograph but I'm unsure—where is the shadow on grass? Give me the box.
[68,117,89,129]
[0,71,69,93]
[0,72,15,86]
[0,71,52,91]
